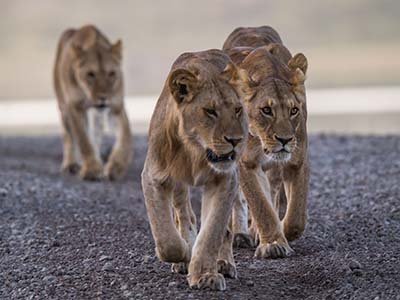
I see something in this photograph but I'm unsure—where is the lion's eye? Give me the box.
[235,107,242,117]
[260,106,272,116]
[87,71,96,80]
[108,71,116,78]
[203,108,218,118]
[290,107,299,116]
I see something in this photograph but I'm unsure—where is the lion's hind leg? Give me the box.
[217,225,237,279]
[232,190,255,248]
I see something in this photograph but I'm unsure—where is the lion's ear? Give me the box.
[288,53,308,85]
[111,39,122,60]
[75,25,97,49]
[72,44,85,58]
[222,63,256,101]
[168,69,199,104]
[265,43,292,64]
[72,25,97,57]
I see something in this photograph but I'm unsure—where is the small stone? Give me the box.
[248,261,263,270]
[82,258,92,267]
[142,255,151,263]
[120,283,128,290]
[51,240,60,247]
[0,188,8,197]
[168,281,177,288]
[102,262,114,272]
[123,290,133,297]
[352,269,363,277]
[43,275,57,284]
[99,255,112,262]
[349,259,361,270]
[246,280,254,287]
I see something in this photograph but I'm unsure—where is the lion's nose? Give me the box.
[224,136,243,147]
[274,135,293,146]
[98,96,107,103]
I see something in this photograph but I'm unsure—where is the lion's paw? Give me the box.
[188,272,226,291]
[104,160,126,181]
[79,161,103,181]
[283,221,306,242]
[217,259,237,279]
[255,241,293,259]
[233,233,255,248]
[61,162,80,175]
[249,225,260,246]
[171,262,188,274]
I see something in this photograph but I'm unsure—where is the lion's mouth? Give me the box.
[273,148,290,154]
[264,147,291,155]
[206,149,236,163]
[94,103,108,110]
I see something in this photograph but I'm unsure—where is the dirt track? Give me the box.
[0,135,399,299]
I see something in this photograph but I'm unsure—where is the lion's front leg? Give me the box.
[240,163,292,259]
[104,108,132,180]
[282,162,309,241]
[142,173,190,264]
[188,175,237,291]
[68,105,103,180]
[171,183,197,274]
[60,114,80,174]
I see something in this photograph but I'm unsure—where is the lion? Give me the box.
[54,25,132,180]
[141,49,250,290]
[223,26,310,258]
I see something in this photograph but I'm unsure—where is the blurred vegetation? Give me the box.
[0,0,399,99]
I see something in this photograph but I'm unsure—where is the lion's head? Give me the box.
[71,26,123,109]
[167,50,250,172]
[239,45,308,162]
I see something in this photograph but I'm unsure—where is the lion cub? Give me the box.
[223,26,310,258]
[54,25,132,180]
[142,50,250,290]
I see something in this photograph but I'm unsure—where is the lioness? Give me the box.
[54,25,132,180]
[141,49,249,290]
[223,26,309,258]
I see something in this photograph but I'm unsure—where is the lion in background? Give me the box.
[54,25,132,181]
[141,49,250,290]
[223,26,310,258]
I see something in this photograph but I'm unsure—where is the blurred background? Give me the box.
[1,0,399,134]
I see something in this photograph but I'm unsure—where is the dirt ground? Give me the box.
[0,135,399,300]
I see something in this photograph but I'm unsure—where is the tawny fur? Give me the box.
[141,49,249,290]
[223,26,310,258]
[54,25,132,181]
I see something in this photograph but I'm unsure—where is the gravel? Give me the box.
[0,134,400,299]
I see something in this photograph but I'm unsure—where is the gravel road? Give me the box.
[0,135,399,299]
